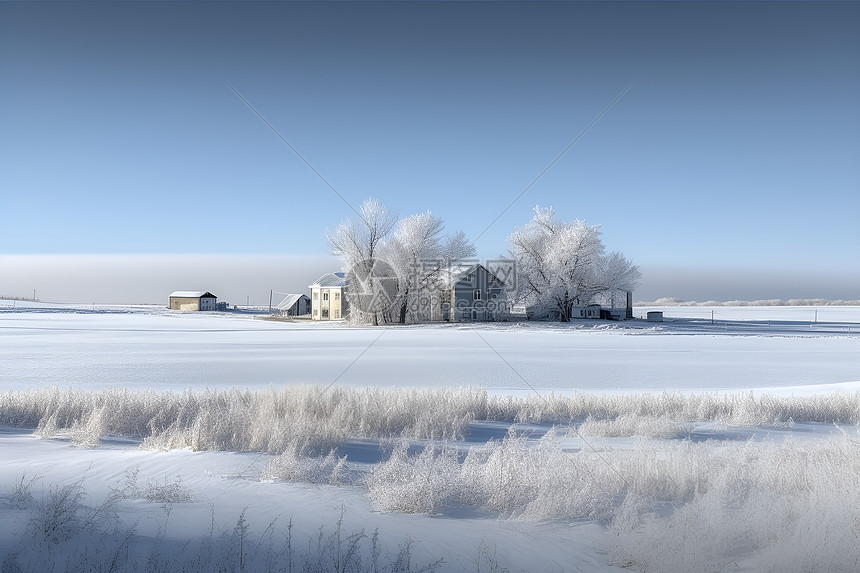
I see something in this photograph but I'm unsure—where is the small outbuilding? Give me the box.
[276,293,311,317]
[647,311,664,322]
[169,291,217,311]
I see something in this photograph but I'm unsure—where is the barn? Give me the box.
[276,293,311,317]
[169,291,217,311]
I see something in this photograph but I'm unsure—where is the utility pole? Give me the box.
[269,289,273,313]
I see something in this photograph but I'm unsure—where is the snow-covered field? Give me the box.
[2,301,859,394]
[2,301,860,572]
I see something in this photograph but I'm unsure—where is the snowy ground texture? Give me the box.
[1,300,860,572]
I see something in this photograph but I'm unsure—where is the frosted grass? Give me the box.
[4,386,860,452]
[366,432,860,571]
[2,386,488,453]
[4,385,860,570]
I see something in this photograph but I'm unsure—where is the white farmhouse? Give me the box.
[309,272,348,320]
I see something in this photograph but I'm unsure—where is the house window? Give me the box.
[334,291,339,300]
[323,292,329,301]
[473,289,481,300]
[472,310,477,320]
[322,309,329,318]
[313,292,318,300]
[313,309,318,317]
[335,309,340,318]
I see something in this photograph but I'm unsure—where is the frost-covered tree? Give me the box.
[385,214,477,323]
[385,212,445,324]
[328,198,398,325]
[594,250,641,308]
[329,200,475,325]
[508,206,640,321]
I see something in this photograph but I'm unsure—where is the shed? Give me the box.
[276,293,311,317]
[647,311,664,322]
[169,291,217,311]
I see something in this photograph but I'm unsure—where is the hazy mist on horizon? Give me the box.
[1,255,857,306]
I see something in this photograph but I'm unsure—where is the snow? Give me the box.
[1,301,858,394]
[0,429,615,572]
[2,300,860,571]
[275,293,306,310]
[168,291,214,298]
[636,304,860,324]
[308,271,349,288]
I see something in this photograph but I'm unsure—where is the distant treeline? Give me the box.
[636,297,860,307]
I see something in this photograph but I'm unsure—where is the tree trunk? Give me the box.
[398,286,409,324]
[561,291,571,322]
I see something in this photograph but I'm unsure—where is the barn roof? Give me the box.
[169,291,216,299]
[275,293,308,310]
[309,272,349,288]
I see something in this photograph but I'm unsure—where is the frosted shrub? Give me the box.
[577,414,692,438]
[361,434,856,569]
[33,411,60,439]
[366,443,461,514]
[27,480,119,546]
[459,433,554,517]
[69,406,106,447]
[4,472,41,510]
[3,478,445,573]
[610,437,860,572]
[262,448,353,485]
[113,468,194,503]
[368,432,625,521]
[460,431,624,521]
[139,420,193,450]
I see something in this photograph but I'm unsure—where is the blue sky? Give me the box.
[1,1,858,303]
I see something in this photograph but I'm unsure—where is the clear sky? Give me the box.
[1,1,858,304]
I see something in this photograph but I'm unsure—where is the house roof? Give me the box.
[275,293,308,310]
[309,272,349,288]
[437,264,506,288]
[169,291,216,299]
